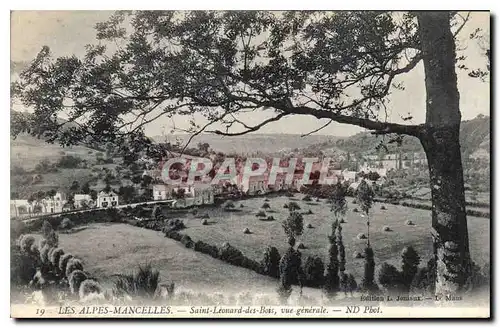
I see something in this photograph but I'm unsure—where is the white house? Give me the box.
[153,184,174,201]
[240,174,268,195]
[171,184,215,208]
[74,194,94,209]
[10,199,32,217]
[41,192,66,214]
[97,191,119,208]
[342,170,358,182]
[193,184,215,205]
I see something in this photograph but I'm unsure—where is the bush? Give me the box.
[223,200,235,210]
[164,230,183,241]
[79,279,103,300]
[278,247,303,302]
[240,204,244,208]
[264,198,270,202]
[113,264,160,299]
[19,235,35,254]
[41,220,58,247]
[347,274,358,295]
[49,248,65,269]
[468,261,489,292]
[68,270,88,294]
[401,246,420,290]
[40,244,54,265]
[297,242,306,249]
[410,258,436,294]
[66,258,84,278]
[30,244,40,258]
[38,238,47,250]
[378,263,404,294]
[324,221,339,299]
[241,257,261,273]
[60,218,73,230]
[282,211,304,247]
[261,203,271,209]
[256,210,267,217]
[357,233,367,240]
[352,199,357,204]
[193,241,219,258]
[219,243,245,266]
[287,202,301,212]
[283,203,289,209]
[339,218,346,224]
[59,254,74,273]
[162,218,186,233]
[303,256,325,287]
[306,223,313,229]
[201,219,208,225]
[264,215,274,221]
[405,220,415,226]
[382,226,392,232]
[11,248,37,286]
[261,246,281,278]
[380,205,387,210]
[353,208,359,213]
[361,247,379,294]
[180,235,194,248]
[353,251,363,259]
[243,228,251,234]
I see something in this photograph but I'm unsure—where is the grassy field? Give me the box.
[178,194,490,280]
[11,134,98,170]
[56,222,322,299]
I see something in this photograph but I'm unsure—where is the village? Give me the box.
[10,151,428,218]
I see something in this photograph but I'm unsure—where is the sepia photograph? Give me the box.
[9,9,491,319]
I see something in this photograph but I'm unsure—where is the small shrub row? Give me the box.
[163,230,265,277]
[193,240,219,258]
[398,201,490,218]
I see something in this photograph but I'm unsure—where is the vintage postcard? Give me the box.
[10,10,490,319]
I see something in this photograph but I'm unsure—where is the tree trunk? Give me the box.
[417,12,471,295]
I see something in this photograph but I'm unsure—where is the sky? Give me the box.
[10,11,490,137]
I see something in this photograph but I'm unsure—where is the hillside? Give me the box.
[11,115,490,170]
[329,115,491,157]
[10,134,98,170]
[152,133,340,155]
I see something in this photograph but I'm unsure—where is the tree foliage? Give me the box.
[330,182,347,218]
[12,11,444,146]
[282,211,304,246]
[11,10,487,295]
[401,246,421,291]
[361,246,378,294]
[324,220,339,299]
[356,180,374,215]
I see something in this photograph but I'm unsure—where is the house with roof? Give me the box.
[239,174,269,195]
[74,194,95,209]
[170,183,215,208]
[41,192,66,214]
[10,199,32,217]
[152,184,175,201]
[341,170,358,182]
[97,191,119,208]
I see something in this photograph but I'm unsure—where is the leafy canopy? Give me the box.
[12,11,424,146]
[11,11,484,151]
